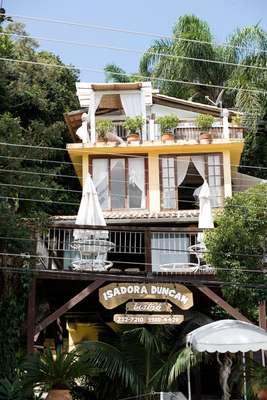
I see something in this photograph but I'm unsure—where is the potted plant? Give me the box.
[156,115,179,141]
[123,116,144,143]
[23,348,89,400]
[231,114,243,127]
[195,114,215,143]
[96,119,113,143]
[251,366,267,400]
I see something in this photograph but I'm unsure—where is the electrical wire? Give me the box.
[1,142,267,172]
[0,234,265,260]
[2,12,267,55]
[1,31,267,72]
[0,251,266,275]
[0,56,266,95]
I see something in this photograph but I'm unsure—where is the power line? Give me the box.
[3,12,267,55]
[0,252,267,276]
[0,154,82,167]
[0,235,265,260]
[0,56,266,95]
[0,195,79,206]
[2,31,267,72]
[1,142,267,171]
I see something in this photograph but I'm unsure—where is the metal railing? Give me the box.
[37,226,202,273]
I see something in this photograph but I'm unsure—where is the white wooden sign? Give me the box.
[126,301,172,313]
[113,314,184,325]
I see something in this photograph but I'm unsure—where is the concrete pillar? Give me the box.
[223,150,232,198]
[82,154,89,187]
[222,108,230,139]
[148,153,160,211]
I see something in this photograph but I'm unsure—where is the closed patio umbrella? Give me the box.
[73,174,108,240]
[196,180,214,242]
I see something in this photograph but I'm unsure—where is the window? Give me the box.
[160,154,224,209]
[92,157,146,210]
[151,232,191,272]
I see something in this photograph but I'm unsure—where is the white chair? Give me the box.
[71,239,115,272]
[159,242,213,273]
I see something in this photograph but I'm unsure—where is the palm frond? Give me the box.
[78,340,143,394]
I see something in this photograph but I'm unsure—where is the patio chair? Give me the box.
[71,238,115,272]
[159,242,214,273]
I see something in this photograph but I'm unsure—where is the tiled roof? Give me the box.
[52,209,200,225]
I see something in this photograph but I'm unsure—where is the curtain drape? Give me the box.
[128,158,146,208]
[120,93,142,116]
[176,156,191,186]
[191,155,205,179]
[92,159,109,209]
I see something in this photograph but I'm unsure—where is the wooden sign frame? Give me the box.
[126,301,172,313]
[114,314,184,325]
[99,283,193,310]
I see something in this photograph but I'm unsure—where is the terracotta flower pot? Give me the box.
[127,133,140,143]
[46,389,72,400]
[161,132,174,142]
[256,388,267,400]
[199,132,211,143]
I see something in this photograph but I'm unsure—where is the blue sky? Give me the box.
[5,0,267,82]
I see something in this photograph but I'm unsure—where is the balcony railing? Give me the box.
[109,120,243,142]
[36,225,210,274]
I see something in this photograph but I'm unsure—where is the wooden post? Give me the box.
[34,279,105,341]
[27,277,36,354]
[196,285,252,324]
[259,301,266,330]
[144,230,152,273]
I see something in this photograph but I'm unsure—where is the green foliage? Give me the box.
[195,114,215,131]
[96,119,113,140]
[0,21,80,381]
[205,184,267,319]
[0,377,25,400]
[231,114,243,126]
[123,116,144,133]
[77,326,205,398]
[156,115,179,133]
[250,366,267,392]
[23,348,89,391]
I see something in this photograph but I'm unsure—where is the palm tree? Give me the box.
[77,326,201,399]
[23,348,92,400]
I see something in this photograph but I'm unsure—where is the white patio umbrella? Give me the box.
[186,320,267,400]
[73,174,108,240]
[196,180,214,242]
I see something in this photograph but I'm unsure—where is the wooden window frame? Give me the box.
[159,153,224,210]
[90,155,148,211]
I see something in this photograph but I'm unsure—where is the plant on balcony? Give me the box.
[251,366,267,400]
[23,348,90,400]
[231,114,243,127]
[156,115,179,141]
[123,116,144,143]
[195,114,215,143]
[96,119,113,142]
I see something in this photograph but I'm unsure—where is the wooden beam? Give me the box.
[34,279,105,341]
[27,278,36,354]
[195,285,253,324]
[259,301,266,330]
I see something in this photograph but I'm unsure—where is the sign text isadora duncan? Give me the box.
[99,283,193,310]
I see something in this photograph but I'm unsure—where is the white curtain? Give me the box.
[191,155,205,180]
[120,93,142,116]
[94,93,102,112]
[92,159,109,209]
[128,158,146,208]
[176,156,191,186]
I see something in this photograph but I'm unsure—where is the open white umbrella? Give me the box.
[196,180,214,242]
[187,319,267,353]
[73,174,108,240]
[186,320,267,400]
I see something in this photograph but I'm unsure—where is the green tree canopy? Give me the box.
[205,184,267,320]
